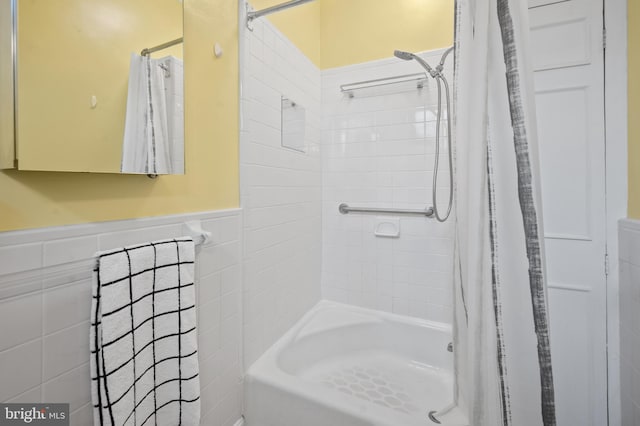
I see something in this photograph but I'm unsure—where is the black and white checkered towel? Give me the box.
[90,238,200,426]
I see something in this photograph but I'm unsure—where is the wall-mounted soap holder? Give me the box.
[374,217,400,238]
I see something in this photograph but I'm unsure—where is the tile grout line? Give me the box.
[5,383,40,404]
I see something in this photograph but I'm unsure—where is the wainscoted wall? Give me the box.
[0,210,243,426]
[619,219,640,425]
[240,16,322,369]
[321,51,454,324]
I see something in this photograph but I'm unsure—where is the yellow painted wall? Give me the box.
[320,0,454,69]
[249,0,454,70]
[0,0,239,231]
[629,0,640,218]
[17,0,182,173]
[250,0,321,66]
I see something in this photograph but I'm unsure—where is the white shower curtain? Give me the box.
[122,54,184,175]
[450,0,556,425]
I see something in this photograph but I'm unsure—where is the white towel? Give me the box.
[121,53,185,175]
[90,238,200,426]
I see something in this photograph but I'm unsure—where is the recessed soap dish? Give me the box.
[374,217,400,238]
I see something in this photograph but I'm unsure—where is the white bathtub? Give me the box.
[244,301,468,426]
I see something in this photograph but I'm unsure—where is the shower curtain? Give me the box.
[450,0,556,425]
[122,54,184,175]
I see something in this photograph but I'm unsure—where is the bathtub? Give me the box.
[244,301,468,426]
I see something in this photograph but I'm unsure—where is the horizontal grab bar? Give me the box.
[338,203,434,217]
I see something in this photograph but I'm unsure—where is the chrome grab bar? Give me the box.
[338,203,434,217]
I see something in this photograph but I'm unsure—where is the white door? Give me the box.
[529,0,608,425]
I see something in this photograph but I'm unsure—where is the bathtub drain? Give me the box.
[428,410,442,424]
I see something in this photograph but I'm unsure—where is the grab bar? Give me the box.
[338,203,434,217]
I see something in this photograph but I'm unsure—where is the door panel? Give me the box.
[535,76,591,240]
[530,13,591,70]
[529,0,571,9]
[529,0,607,425]
[547,288,591,426]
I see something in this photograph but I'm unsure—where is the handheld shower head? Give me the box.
[392,47,455,222]
[393,50,415,61]
[393,50,436,76]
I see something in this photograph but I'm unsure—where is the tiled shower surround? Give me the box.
[240,17,455,379]
[240,16,323,369]
[0,210,243,426]
[321,52,455,323]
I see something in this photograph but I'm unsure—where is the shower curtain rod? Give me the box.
[247,0,315,28]
[141,37,183,57]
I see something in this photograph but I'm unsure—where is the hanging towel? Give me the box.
[90,238,200,426]
[121,53,184,175]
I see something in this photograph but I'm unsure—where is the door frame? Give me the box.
[603,0,628,424]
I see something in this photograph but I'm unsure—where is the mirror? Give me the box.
[3,0,184,174]
[281,96,306,153]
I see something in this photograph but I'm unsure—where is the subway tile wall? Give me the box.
[0,210,243,426]
[240,16,323,369]
[321,52,455,324]
[619,219,640,425]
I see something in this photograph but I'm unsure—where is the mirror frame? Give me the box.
[0,0,16,169]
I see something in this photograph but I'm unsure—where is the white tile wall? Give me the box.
[0,210,243,426]
[321,51,455,324]
[619,219,640,425]
[240,12,323,369]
